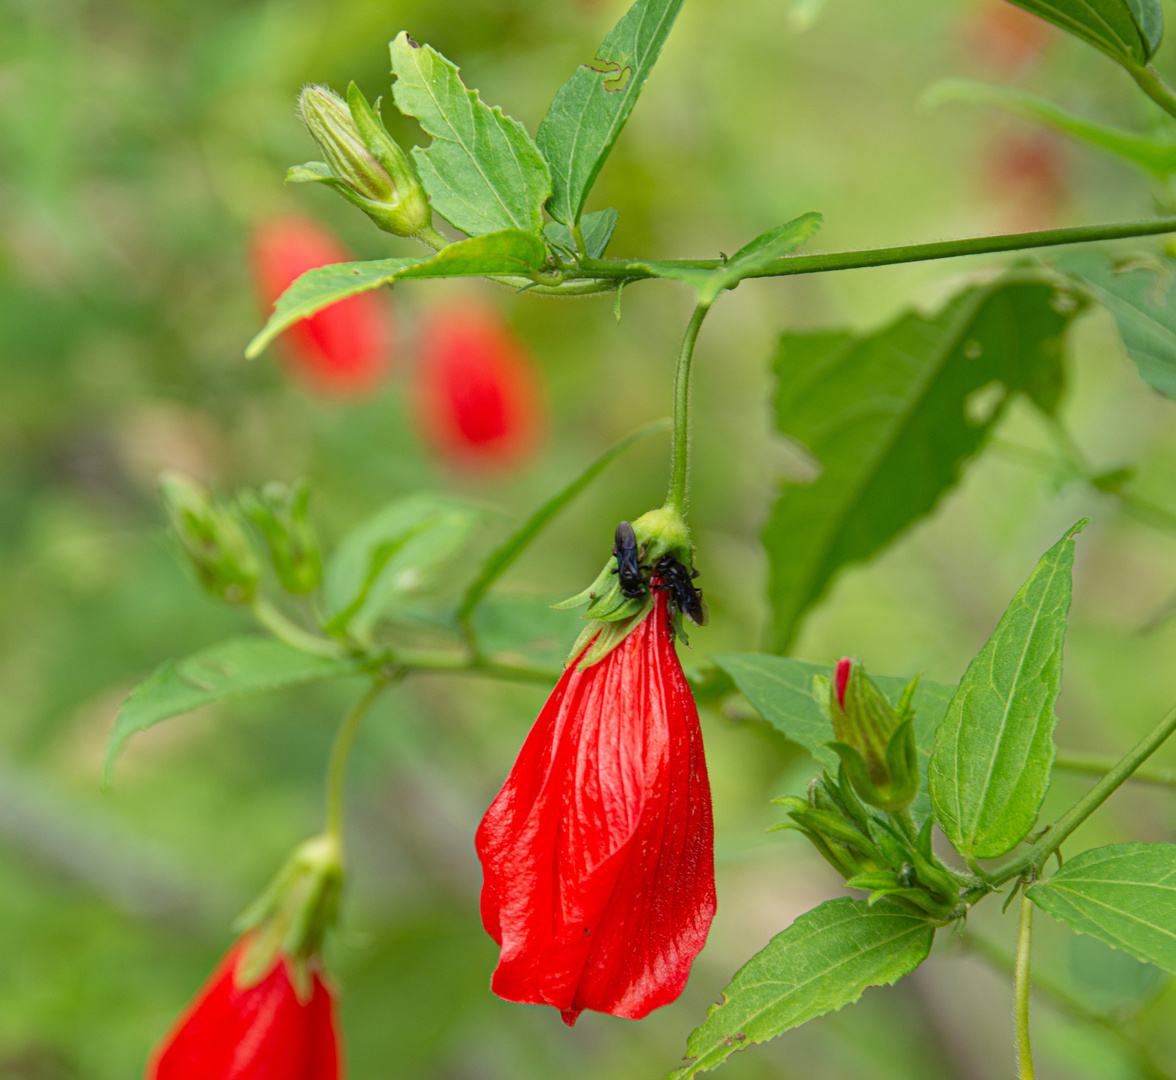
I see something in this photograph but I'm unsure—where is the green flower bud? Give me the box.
[825,658,920,812]
[160,471,259,605]
[293,82,431,238]
[240,480,322,596]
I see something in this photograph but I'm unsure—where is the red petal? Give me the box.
[835,657,852,709]
[147,941,341,1080]
[476,591,715,1021]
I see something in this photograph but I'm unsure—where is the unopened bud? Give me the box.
[240,480,322,595]
[826,658,919,812]
[293,82,431,237]
[160,472,259,605]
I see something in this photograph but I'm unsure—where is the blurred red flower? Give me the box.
[415,300,542,469]
[251,216,392,397]
[962,1,1055,73]
[147,939,341,1080]
[986,130,1067,230]
[476,587,715,1025]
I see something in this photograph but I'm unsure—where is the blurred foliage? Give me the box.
[4,0,1176,1077]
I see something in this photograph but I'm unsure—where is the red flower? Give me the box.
[147,939,341,1080]
[475,588,715,1025]
[961,1,1055,73]
[251,216,392,397]
[835,657,852,709]
[415,301,541,469]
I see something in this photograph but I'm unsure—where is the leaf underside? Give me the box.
[1005,0,1160,66]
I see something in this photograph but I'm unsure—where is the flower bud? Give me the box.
[240,480,322,596]
[825,658,920,812]
[160,471,259,605]
[293,82,432,237]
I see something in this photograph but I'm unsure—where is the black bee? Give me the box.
[611,520,647,600]
[653,555,709,627]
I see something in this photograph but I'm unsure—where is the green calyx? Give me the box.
[293,82,432,239]
[160,471,260,605]
[239,479,322,596]
[235,833,343,1002]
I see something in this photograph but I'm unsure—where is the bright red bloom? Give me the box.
[415,301,541,469]
[147,939,341,1080]
[476,588,715,1025]
[251,216,392,397]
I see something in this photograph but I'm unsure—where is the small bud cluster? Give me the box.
[240,480,323,596]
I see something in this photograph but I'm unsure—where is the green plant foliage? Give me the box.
[1056,250,1176,399]
[470,592,578,670]
[324,494,486,640]
[930,522,1084,861]
[1005,0,1162,67]
[670,898,935,1079]
[543,208,620,258]
[763,276,1081,651]
[389,32,551,236]
[537,0,684,226]
[245,230,547,359]
[104,638,368,782]
[1028,843,1176,973]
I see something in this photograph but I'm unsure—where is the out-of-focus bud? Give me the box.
[250,216,392,397]
[415,300,542,471]
[826,658,919,812]
[160,471,259,605]
[293,82,432,239]
[240,480,322,596]
[961,0,1055,74]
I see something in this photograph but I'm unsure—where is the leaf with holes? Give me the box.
[671,898,934,1078]
[1028,843,1176,973]
[764,275,1082,652]
[390,32,551,236]
[1006,0,1162,66]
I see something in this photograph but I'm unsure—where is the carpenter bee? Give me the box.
[611,520,648,600]
[653,555,709,627]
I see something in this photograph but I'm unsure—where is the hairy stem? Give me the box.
[1016,890,1036,1080]
[666,303,712,517]
[325,678,389,842]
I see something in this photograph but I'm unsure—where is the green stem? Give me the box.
[251,597,347,659]
[1016,889,1036,1080]
[1132,66,1176,124]
[666,303,712,517]
[1055,750,1176,789]
[993,701,1176,886]
[573,217,1176,283]
[414,223,450,252]
[324,679,389,842]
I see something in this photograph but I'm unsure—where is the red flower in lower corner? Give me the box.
[415,301,541,469]
[251,216,392,398]
[476,587,715,1025]
[147,938,341,1080]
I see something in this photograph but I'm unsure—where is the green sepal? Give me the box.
[567,603,656,669]
[239,479,322,596]
[844,872,956,921]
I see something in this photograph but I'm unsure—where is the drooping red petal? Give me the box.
[147,940,341,1080]
[476,590,715,1023]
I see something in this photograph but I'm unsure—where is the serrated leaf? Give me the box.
[325,493,485,640]
[930,521,1085,861]
[245,231,546,359]
[671,898,934,1079]
[543,208,619,258]
[538,0,684,226]
[389,32,550,237]
[1005,0,1160,66]
[105,637,367,782]
[1055,250,1176,399]
[1028,843,1176,973]
[764,275,1081,651]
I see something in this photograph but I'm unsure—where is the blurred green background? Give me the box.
[3,0,1176,1076]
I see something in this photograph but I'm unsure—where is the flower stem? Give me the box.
[1132,66,1176,124]
[666,303,712,518]
[1016,888,1036,1080]
[993,701,1176,886]
[251,597,346,659]
[324,678,389,842]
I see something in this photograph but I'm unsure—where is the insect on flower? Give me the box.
[654,554,708,627]
[611,519,647,599]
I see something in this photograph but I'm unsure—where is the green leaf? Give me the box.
[764,275,1082,651]
[1005,0,1160,66]
[324,493,485,640]
[470,591,578,672]
[245,230,547,359]
[1055,250,1176,399]
[929,521,1085,861]
[389,32,551,237]
[927,80,1176,178]
[1028,843,1176,973]
[543,208,619,258]
[671,898,934,1079]
[537,0,684,226]
[104,637,367,783]
[457,418,670,625]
